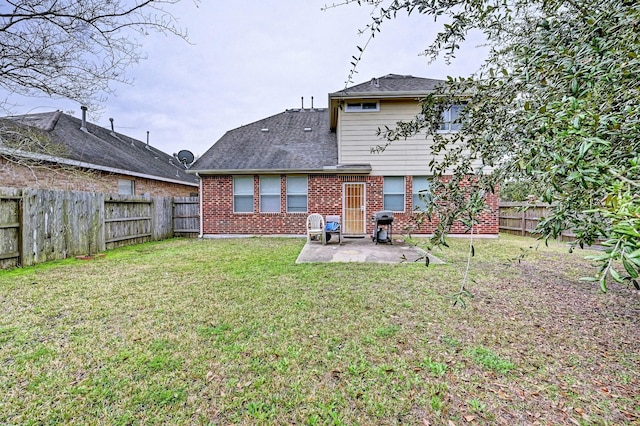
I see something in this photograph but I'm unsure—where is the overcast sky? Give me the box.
[1,1,488,158]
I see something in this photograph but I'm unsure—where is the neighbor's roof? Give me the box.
[0,111,198,186]
[190,108,368,175]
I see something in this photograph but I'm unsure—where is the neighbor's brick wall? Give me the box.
[201,175,499,236]
[0,158,197,197]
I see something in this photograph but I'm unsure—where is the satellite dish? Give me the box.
[176,149,195,167]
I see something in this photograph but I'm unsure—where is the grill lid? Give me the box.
[374,210,394,223]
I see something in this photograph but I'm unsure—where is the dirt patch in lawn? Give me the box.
[446,246,640,425]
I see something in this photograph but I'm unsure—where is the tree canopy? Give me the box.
[355,0,640,291]
[0,0,191,110]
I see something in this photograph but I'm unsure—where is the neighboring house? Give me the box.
[189,74,498,237]
[0,108,198,197]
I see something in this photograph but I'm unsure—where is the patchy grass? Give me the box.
[0,234,638,425]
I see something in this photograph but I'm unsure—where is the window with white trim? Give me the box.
[260,176,281,213]
[412,176,433,211]
[286,176,307,213]
[383,176,405,212]
[118,179,135,195]
[233,176,254,213]
[345,102,379,112]
[439,104,465,132]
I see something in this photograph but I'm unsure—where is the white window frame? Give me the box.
[412,176,433,211]
[438,104,465,133]
[383,176,405,212]
[344,102,380,112]
[259,176,281,213]
[233,176,254,213]
[286,176,308,213]
[118,179,135,195]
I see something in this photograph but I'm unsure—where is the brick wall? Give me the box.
[0,158,197,197]
[201,174,499,236]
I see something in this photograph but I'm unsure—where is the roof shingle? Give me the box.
[1,111,197,185]
[191,108,337,172]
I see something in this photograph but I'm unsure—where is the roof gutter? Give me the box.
[329,90,435,99]
[0,146,198,187]
[187,165,372,176]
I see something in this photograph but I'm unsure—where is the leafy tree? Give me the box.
[0,0,193,110]
[351,0,640,291]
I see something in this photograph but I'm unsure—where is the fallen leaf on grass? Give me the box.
[464,414,476,422]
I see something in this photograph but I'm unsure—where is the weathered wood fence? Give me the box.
[499,202,580,241]
[0,188,199,269]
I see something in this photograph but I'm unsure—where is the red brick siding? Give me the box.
[201,174,499,236]
[0,158,197,197]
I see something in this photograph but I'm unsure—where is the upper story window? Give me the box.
[438,104,465,132]
[383,176,405,212]
[118,179,135,195]
[233,176,254,213]
[412,176,433,211]
[286,176,308,213]
[260,176,281,213]
[345,102,379,112]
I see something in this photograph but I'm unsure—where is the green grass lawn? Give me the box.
[1,235,638,425]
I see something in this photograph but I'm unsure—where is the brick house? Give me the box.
[189,74,499,237]
[0,108,198,197]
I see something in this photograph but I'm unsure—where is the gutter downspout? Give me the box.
[197,173,203,238]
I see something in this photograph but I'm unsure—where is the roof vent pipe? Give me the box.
[301,96,304,110]
[80,106,88,132]
[146,131,150,149]
[109,118,116,136]
[311,96,314,109]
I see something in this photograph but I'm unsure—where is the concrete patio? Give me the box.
[295,236,445,264]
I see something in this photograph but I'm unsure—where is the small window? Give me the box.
[260,176,281,213]
[286,176,308,213]
[439,104,465,132]
[383,176,405,212]
[412,176,433,211]
[118,179,135,195]
[345,102,379,112]
[233,176,254,213]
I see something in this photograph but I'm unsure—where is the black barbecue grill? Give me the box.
[372,210,394,244]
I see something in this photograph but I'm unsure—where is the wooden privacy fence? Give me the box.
[0,188,199,269]
[499,202,581,241]
[173,197,200,236]
[499,202,548,237]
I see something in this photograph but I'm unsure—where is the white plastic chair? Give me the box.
[306,213,325,244]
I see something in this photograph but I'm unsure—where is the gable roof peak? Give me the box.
[330,73,443,98]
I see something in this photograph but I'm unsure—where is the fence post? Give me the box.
[521,208,526,236]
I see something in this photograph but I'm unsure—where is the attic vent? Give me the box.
[261,128,269,132]
[304,127,312,132]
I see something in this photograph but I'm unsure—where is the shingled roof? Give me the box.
[329,74,443,98]
[0,110,197,186]
[190,108,359,174]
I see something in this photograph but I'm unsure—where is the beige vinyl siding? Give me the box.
[337,99,442,176]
